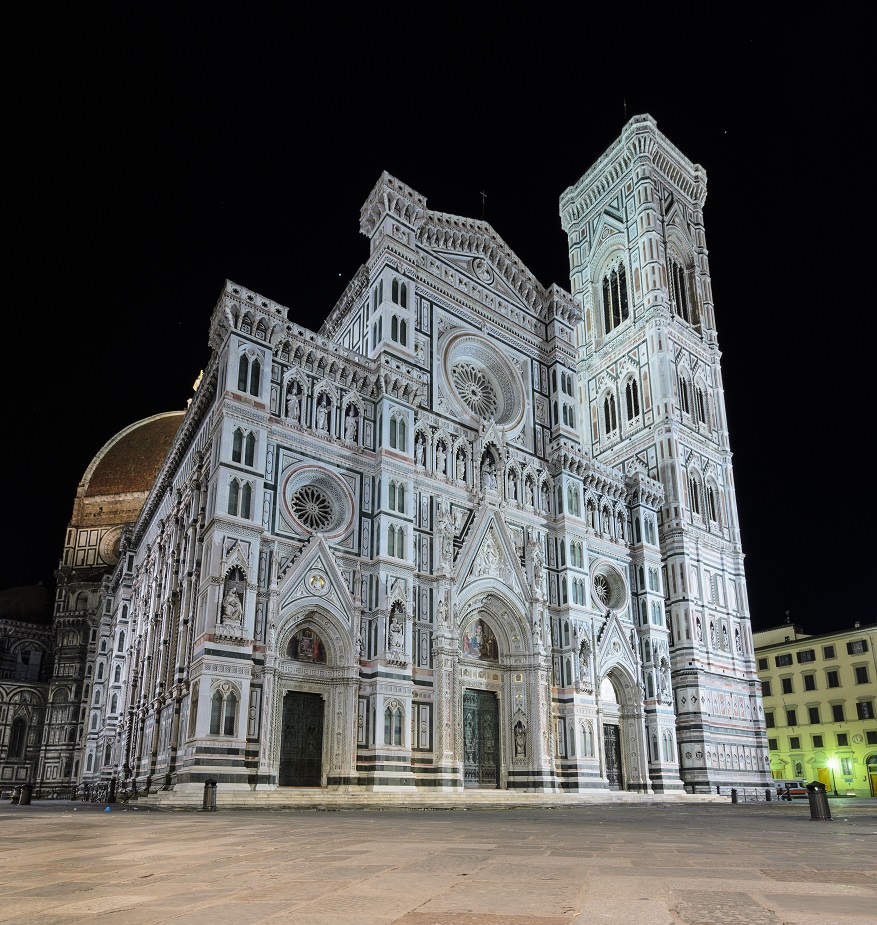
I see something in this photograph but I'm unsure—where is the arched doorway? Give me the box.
[278,626,328,787]
[599,676,624,790]
[867,755,877,797]
[460,615,501,789]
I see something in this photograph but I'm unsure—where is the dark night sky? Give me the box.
[6,7,868,635]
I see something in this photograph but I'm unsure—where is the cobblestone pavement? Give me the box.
[1,797,875,925]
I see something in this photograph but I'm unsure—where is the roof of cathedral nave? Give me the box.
[78,412,185,499]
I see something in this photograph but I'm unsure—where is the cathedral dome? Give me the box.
[81,412,185,499]
[0,583,53,626]
[67,412,185,564]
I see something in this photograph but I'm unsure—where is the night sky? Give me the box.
[7,8,867,636]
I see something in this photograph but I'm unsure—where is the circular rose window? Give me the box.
[442,332,524,429]
[591,564,628,612]
[282,466,354,538]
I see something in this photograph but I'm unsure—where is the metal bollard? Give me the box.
[806,781,831,821]
[202,779,217,812]
[765,788,772,802]
[731,788,738,804]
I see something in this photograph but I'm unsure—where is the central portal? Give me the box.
[603,723,623,790]
[279,691,324,786]
[463,689,499,789]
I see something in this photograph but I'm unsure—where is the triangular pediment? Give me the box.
[456,510,526,600]
[595,609,637,676]
[419,211,545,316]
[278,535,354,628]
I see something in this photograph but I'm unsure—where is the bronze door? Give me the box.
[279,691,324,786]
[463,689,499,789]
[603,723,623,790]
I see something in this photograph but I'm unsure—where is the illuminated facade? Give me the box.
[754,623,877,797]
[19,115,770,802]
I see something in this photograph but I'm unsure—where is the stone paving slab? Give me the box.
[1,798,875,924]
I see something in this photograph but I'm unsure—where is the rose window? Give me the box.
[281,465,354,538]
[442,332,525,429]
[593,574,611,606]
[591,564,628,612]
[451,362,498,419]
[290,485,333,530]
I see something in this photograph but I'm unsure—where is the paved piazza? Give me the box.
[2,797,875,924]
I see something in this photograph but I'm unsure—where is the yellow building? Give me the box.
[753,623,876,797]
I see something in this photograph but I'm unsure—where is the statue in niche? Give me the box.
[344,407,358,442]
[415,434,425,466]
[388,615,404,652]
[524,479,534,506]
[722,624,729,650]
[483,462,498,491]
[437,502,454,567]
[514,720,526,757]
[734,628,742,654]
[221,588,242,624]
[528,532,544,591]
[456,451,465,481]
[578,639,591,687]
[696,616,703,642]
[286,386,300,422]
[660,659,671,699]
[540,482,550,512]
[435,443,446,476]
[316,397,330,432]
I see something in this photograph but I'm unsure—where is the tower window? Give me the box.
[603,393,618,436]
[601,262,629,334]
[625,379,640,421]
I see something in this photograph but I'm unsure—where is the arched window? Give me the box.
[86,753,93,772]
[231,429,257,466]
[96,662,104,680]
[384,701,403,745]
[625,379,640,420]
[227,479,252,519]
[110,694,118,714]
[387,524,404,558]
[188,682,200,737]
[602,261,629,334]
[389,413,407,451]
[695,386,707,425]
[689,477,701,515]
[389,480,405,513]
[223,692,237,736]
[603,393,618,435]
[210,688,238,736]
[117,631,125,652]
[113,665,121,683]
[669,255,693,324]
[678,375,690,415]
[707,485,718,522]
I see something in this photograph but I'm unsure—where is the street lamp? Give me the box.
[827,757,839,796]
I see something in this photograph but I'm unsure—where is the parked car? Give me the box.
[775,779,808,799]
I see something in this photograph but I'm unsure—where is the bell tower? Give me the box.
[560,115,770,791]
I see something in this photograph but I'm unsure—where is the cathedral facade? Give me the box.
[34,115,770,800]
